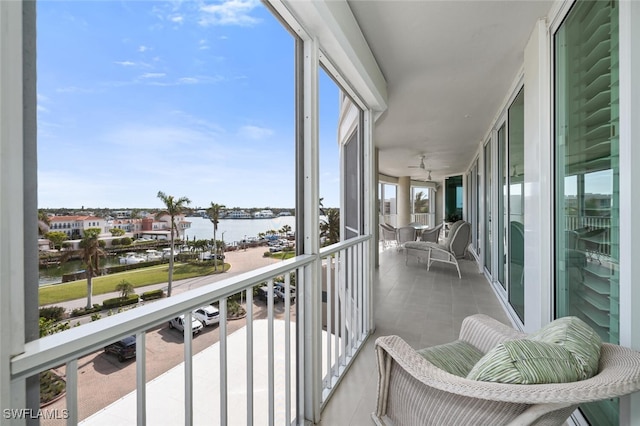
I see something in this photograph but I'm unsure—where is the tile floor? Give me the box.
[318,247,512,426]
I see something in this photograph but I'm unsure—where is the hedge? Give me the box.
[141,289,164,301]
[103,294,139,309]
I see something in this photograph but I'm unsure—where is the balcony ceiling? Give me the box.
[347,0,553,182]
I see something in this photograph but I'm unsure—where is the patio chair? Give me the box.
[396,226,417,251]
[404,220,470,278]
[379,223,398,249]
[418,223,443,243]
[373,314,640,426]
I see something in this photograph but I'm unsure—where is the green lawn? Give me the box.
[39,262,230,306]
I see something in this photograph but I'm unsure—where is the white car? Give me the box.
[193,305,220,326]
[168,315,203,335]
[274,283,296,303]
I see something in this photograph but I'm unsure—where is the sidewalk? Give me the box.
[46,246,282,313]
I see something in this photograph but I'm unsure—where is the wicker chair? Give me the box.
[380,223,398,249]
[373,314,640,426]
[419,223,443,243]
[396,226,417,251]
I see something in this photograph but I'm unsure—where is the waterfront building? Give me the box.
[47,215,107,239]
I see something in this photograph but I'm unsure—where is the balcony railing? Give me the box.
[10,235,372,425]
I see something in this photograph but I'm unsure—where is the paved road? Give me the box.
[40,247,293,424]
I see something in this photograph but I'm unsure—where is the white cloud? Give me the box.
[55,86,97,94]
[198,39,210,50]
[199,0,261,27]
[138,45,149,52]
[178,77,199,84]
[37,105,49,113]
[170,15,184,23]
[140,73,166,79]
[238,125,274,141]
[115,60,136,67]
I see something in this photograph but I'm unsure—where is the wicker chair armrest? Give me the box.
[375,335,640,405]
[458,314,525,353]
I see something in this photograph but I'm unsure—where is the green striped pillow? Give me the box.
[466,339,583,384]
[529,316,602,380]
[417,340,484,377]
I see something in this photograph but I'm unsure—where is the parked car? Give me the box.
[193,305,220,326]
[274,283,296,303]
[256,286,279,303]
[168,315,204,335]
[104,335,136,362]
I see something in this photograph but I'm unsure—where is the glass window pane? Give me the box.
[555,1,619,423]
[508,88,525,321]
[498,124,506,289]
[484,141,492,273]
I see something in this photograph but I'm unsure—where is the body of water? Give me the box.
[39,256,122,287]
[39,216,298,287]
[184,216,297,245]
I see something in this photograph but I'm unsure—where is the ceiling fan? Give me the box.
[408,155,427,170]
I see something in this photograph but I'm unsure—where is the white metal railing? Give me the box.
[10,237,372,425]
[565,215,611,231]
[318,235,371,406]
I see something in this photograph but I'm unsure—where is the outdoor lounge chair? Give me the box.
[404,220,470,278]
[373,314,640,426]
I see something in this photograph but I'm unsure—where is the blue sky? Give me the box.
[37,0,341,210]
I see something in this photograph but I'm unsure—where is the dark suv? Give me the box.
[104,336,136,362]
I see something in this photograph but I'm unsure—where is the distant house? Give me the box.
[139,213,191,240]
[48,215,107,239]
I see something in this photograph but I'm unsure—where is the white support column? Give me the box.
[301,36,321,424]
[0,0,27,420]
[396,176,411,226]
[618,1,640,424]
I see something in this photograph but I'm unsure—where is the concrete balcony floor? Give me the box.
[318,246,512,425]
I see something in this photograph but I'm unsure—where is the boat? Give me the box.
[253,209,275,219]
[119,252,146,265]
[145,249,162,261]
[225,210,253,219]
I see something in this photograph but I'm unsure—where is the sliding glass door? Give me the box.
[508,88,525,321]
[555,1,619,423]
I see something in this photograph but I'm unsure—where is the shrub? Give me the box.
[111,238,121,246]
[70,304,102,318]
[103,293,139,309]
[141,289,164,301]
[120,237,133,246]
[39,306,65,321]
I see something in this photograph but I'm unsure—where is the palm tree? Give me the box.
[413,191,429,213]
[320,208,340,246]
[207,202,226,272]
[38,209,51,237]
[61,228,105,308]
[280,224,292,236]
[157,191,191,297]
